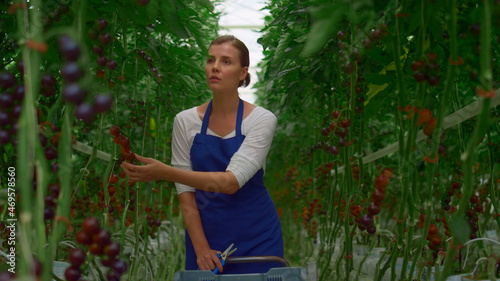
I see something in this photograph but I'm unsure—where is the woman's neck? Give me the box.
[210,90,240,116]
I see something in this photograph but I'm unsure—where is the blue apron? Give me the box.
[185,99,284,274]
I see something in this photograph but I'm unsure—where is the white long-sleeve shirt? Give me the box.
[171,105,277,194]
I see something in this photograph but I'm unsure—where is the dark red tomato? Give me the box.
[109,174,119,184]
[92,45,104,55]
[109,126,120,137]
[341,118,351,128]
[97,69,105,79]
[119,136,130,148]
[470,194,479,204]
[94,94,113,113]
[75,230,92,245]
[104,241,120,259]
[375,175,389,189]
[82,217,100,234]
[367,225,376,234]
[89,242,103,255]
[367,202,381,216]
[64,266,81,281]
[137,0,150,5]
[474,204,483,213]
[75,103,94,124]
[111,259,128,275]
[360,214,373,227]
[93,229,111,246]
[371,189,385,203]
[428,224,438,236]
[59,39,80,61]
[63,83,85,105]
[431,235,442,246]
[99,33,111,45]
[96,18,108,30]
[0,72,16,90]
[69,248,86,267]
[61,62,82,82]
[108,185,117,195]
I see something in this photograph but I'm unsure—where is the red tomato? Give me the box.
[417,108,432,125]
[109,174,119,184]
[371,189,385,203]
[431,235,442,247]
[428,224,438,236]
[375,174,389,189]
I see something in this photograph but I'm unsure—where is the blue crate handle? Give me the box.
[226,256,291,267]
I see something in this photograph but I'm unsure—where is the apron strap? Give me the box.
[235,98,244,136]
[200,99,244,136]
[200,100,212,135]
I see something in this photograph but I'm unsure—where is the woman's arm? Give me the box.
[179,192,223,272]
[121,108,277,194]
[120,155,240,194]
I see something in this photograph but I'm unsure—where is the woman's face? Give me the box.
[205,43,248,92]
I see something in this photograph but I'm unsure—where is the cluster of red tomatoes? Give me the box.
[302,198,322,238]
[58,35,112,124]
[98,172,136,218]
[411,53,441,87]
[69,217,127,281]
[0,68,24,146]
[415,213,445,260]
[134,49,163,84]
[351,168,393,234]
[143,204,164,239]
[355,168,393,234]
[467,193,485,240]
[399,106,438,137]
[336,26,388,74]
[110,126,136,164]
[319,110,354,155]
[88,18,119,82]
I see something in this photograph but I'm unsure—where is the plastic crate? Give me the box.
[174,267,307,281]
[174,256,317,281]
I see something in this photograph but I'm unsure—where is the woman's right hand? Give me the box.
[197,248,223,272]
[120,153,169,182]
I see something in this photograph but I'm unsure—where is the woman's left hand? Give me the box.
[121,154,168,182]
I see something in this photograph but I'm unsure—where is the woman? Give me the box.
[121,35,284,274]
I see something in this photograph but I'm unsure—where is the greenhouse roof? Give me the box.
[217,0,269,104]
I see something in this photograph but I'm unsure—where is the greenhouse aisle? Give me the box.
[217,0,269,104]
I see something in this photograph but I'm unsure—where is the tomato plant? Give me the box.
[1,0,500,281]
[257,0,500,280]
[0,0,218,280]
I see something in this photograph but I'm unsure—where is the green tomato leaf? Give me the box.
[285,42,303,59]
[146,0,160,20]
[186,20,209,54]
[364,48,393,66]
[113,41,126,57]
[181,60,204,74]
[302,4,345,57]
[277,66,300,79]
[162,0,190,38]
[181,75,198,93]
[364,74,392,85]
[274,33,292,63]
[192,0,214,12]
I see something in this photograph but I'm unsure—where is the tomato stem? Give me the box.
[439,0,493,280]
